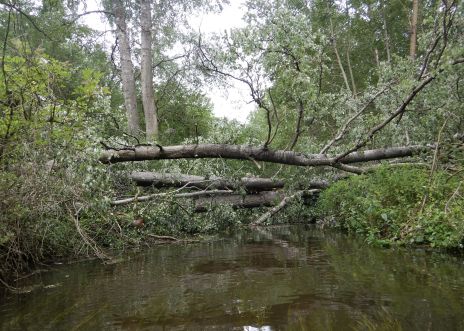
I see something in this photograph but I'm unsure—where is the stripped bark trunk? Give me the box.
[140,0,158,140]
[113,0,140,136]
[100,143,430,166]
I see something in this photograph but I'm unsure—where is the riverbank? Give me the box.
[2,163,463,290]
[315,166,464,249]
[0,160,256,289]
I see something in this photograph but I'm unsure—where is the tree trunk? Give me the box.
[329,17,351,93]
[140,0,159,141]
[381,0,392,63]
[410,0,419,60]
[129,172,285,192]
[327,1,351,93]
[113,0,140,136]
[346,47,357,96]
[100,143,430,166]
[195,191,284,212]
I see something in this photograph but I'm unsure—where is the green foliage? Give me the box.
[316,166,464,249]
[156,82,214,145]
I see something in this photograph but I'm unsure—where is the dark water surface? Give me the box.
[1,225,464,330]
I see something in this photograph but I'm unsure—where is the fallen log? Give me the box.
[129,171,285,192]
[99,144,430,167]
[194,191,284,212]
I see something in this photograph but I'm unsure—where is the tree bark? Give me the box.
[381,0,392,63]
[100,143,430,166]
[410,0,419,60]
[140,0,158,141]
[129,171,285,192]
[113,0,140,136]
[329,17,351,93]
[327,1,351,93]
[194,191,284,212]
[346,47,357,96]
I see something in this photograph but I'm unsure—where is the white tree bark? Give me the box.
[99,143,430,166]
[113,0,140,136]
[330,17,351,94]
[410,0,419,60]
[381,0,392,63]
[140,0,159,141]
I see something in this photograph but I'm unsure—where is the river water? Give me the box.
[1,225,464,330]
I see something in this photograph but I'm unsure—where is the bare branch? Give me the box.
[320,86,389,154]
[252,190,320,226]
[111,189,234,206]
[65,10,114,25]
[334,75,436,163]
[289,99,305,150]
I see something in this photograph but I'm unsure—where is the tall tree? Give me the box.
[140,0,158,140]
[410,0,419,59]
[113,0,141,136]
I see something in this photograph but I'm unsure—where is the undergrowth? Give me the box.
[315,165,464,249]
[0,143,255,287]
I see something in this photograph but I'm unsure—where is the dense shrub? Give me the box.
[316,166,464,249]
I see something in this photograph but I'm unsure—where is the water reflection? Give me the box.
[1,225,464,330]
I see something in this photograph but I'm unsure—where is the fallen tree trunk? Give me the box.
[99,144,430,167]
[194,191,284,212]
[129,171,285,192]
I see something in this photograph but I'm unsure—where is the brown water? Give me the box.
[1,225,464,330]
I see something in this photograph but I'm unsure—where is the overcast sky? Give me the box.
[82,1,255,123]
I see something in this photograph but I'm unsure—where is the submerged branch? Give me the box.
[251,190,320,226]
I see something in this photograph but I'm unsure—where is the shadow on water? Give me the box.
[1,225,464,330]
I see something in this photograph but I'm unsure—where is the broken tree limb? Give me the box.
[129,171,285,192]
[320,86,389,154]
[147,234,178,241]
[99,144,430,166]
[251,189,320,226]
[111,189,234,206]
[194,191,284,212]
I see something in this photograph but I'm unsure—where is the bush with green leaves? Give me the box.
[316,165,464,249]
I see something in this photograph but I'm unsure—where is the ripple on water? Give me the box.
[1,225,464,331]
